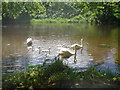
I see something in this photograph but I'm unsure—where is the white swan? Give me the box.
[27,46,33,51]
[38,47,51,54]
[58,48,73,58]
[31,46,41,53]
[70,38,83,50]
[26,38,32,47]
[58,45,77,59]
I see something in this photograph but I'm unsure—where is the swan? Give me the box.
[26,38,32,47]
[38,47,51,54]
[58,45,77,58]
[58,48,73,58]
[57,44,72,50]
[70,38,83,50]
[31,46,41,53]
[27,46,33,50]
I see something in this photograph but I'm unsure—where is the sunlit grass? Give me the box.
[3,59,120,89]
[30,17,87,24]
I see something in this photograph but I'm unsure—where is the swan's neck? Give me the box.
[49,48,51,54]
[38,47,41,54]
[74,48,77,63]
[74,48,77,55]
[81,39,83,45]
[74,47,77,57]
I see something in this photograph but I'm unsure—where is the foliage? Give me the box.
[31,18,79,23]
[2,2,120,24]
[3,59,120,89]
[89,2,120,24]
[40,2,120,24]
[2,2,46,20]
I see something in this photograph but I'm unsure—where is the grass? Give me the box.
[30,14,96,24]
[2,59,120,89]
[30,17,88,24]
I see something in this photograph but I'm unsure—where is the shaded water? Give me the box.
[2,23,119,74]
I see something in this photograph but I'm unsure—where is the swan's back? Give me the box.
[58,48,73,58]
[71,44,82,50]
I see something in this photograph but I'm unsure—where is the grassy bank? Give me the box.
[30,17,90,24]
[3,59,120,89]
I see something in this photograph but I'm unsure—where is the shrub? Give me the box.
[3,59,120,89]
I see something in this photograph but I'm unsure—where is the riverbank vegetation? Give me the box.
[2,2,120,24]
[3,59,120,89]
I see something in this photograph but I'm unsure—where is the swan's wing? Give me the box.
[71,44,79,47]
[57,46,63,50]
[27,46,32,50]
[71,44,82,49]
[27,38,32,43]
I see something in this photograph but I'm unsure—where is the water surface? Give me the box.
[2,23,119,74]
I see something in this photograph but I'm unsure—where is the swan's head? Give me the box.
[74,45,78,50]
[81,38,83,41]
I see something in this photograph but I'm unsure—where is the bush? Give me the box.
[3,59,120,89]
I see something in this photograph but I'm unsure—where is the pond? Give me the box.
[2,23,120,74]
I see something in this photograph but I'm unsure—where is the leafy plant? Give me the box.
[2,59,120,89]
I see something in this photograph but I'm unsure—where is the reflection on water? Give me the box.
[2,24,119,74]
